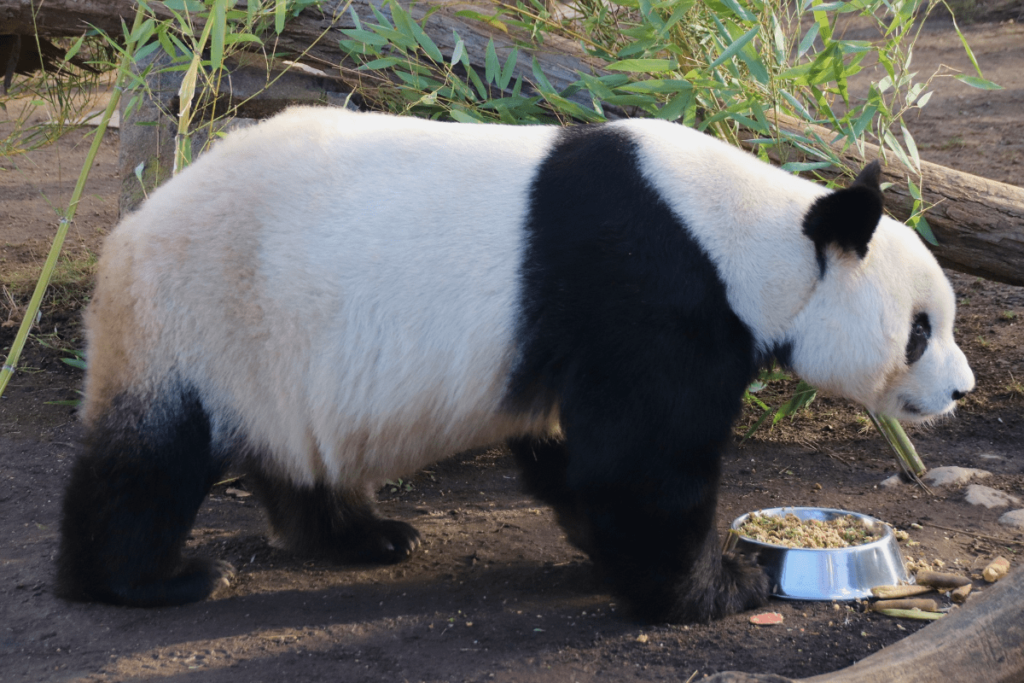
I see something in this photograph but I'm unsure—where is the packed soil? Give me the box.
[2,9,1022,682]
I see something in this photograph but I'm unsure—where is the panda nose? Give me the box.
[952,389,969,401]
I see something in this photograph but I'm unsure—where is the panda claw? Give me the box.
[191,558,235,597]
[213,560,236,585]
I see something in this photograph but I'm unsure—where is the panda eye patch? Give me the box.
[905,312,931,364]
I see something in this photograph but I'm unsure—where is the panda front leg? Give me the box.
[242,465,421,564]
[575,467,770,624]
[523,404,769,623]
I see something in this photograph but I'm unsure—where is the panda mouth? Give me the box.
[900,400,923,416]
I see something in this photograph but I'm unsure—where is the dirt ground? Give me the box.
[2,9,1023,682]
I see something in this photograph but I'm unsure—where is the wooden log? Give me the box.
[704,567,1024,683]
[0,0,600,96]
[3,0,1023,284]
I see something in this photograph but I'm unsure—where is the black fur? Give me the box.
[56,387,234,607]
[508,125,769,623]
[242,463,421,563]
[802,160,884,277]
[905,311,931,365]
[57,384,421,606]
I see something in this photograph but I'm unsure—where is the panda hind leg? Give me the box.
[57,390,235,607]
[243,466,421,564]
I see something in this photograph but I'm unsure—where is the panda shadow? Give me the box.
[47,561,626,683]
[128,557,620,641]
[93,566,634,683]
[181,507,612,627]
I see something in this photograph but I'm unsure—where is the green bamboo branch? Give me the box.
[0,9,147,400]
[867,410,928,489]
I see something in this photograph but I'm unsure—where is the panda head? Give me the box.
[786,162,975,422]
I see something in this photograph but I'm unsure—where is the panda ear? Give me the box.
[802,160,884,276]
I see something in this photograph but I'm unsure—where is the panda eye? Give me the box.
[905,312,931,364]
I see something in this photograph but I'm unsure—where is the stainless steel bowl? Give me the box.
[725,507,909,601]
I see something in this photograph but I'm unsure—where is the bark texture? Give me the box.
[705,568,1024,683]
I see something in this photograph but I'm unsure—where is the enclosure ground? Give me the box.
[2,11,1023,683]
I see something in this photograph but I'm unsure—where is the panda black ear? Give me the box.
[802,160,884,276]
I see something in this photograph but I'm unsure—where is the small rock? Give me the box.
[964,485,1021,509]
[998,509,1024,530]
[880,475,903,489]
[922,466,991,487]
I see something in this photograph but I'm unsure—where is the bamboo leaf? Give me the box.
[156,25,178,59]
[607,58,676,72]
[134,40,160,62]
[882,128,914,172]
[709,25,759,71]
[659,0,695,37]
[410,20,444,63]
[162,0,204,11]
[719,0,755,22]
[275,0,286,34]
[210,0,227,70]
[342,28,390,47]
[359,57,403,70]
[655,89,695,121]
[912,214,938,245]
[530,55,555,93]
[498,47,519,91]
[950,14,985,78]
[780,161,833,172]
[953,74,1003,90]
[773,381,817,424]
[451,38,465,67]
[620,78,692,94]
[737,44,770,85]
[64,34,87,62]
[901,124,921,173]
[797,22,819,59]
[485,39,500,84]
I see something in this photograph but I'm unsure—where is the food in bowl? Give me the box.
[737,511,883,549]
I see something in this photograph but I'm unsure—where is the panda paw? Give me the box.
[719,551,770,612]
[207,559,238,593]
[97,557,236,607]
[335,519,422,565]
[178,557,237,596]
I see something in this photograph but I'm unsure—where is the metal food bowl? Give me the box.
[725,507,909,601]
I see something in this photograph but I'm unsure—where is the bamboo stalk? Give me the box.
[867,410,928,486]
[0,9,146,399]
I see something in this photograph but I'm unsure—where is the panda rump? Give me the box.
[57,107,960,622]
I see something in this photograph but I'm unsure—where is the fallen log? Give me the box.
[706,567,1024,683]
[747,114,1024,287]
[3,0,1023,285]
[0,0,599,95]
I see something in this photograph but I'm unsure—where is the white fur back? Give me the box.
[92,108,560,485]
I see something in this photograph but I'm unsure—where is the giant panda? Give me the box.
[56,107,974,623]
